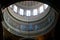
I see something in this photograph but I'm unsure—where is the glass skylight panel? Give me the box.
[13,5,17,13]
[44,4,48,9]
[19,8,24,16]
[39,5,44,13]
[33,9,38,16]
[26,10,31,16]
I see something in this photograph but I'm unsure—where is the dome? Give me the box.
[2,1,56,38]
[8,1,50,22]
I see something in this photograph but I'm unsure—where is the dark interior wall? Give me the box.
[0,0,60,40]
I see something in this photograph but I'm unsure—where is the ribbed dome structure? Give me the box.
[8,1,50,22]
[2,1,57,38]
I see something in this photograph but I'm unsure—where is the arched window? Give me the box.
[19,8,24,16]
[39,5,44,13]
[33,9,38,16]
[13,5,17,13]
[26,10,31,16]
